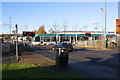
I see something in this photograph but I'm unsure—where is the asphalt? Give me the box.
[31,48,119,78]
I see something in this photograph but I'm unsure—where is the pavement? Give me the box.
[2,51,55,67]
[2,50,73,76]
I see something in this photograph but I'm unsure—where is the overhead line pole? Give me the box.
[103,0,107,48]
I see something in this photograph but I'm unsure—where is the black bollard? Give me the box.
[56,48,69,66]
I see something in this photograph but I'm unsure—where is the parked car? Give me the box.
[52,42,73,51]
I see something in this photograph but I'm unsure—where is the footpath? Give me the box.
[2,50,55,67]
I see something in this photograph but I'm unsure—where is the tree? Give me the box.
[48,28,55,34]
[34,30,37,34]
[36,25,47,34]
[3,34,10,39]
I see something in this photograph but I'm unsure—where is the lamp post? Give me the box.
[104,0,107,34]
[9,17,12,34]
[103,0,107,48]
[100,8,104,48]
[94,22,98,33]
[79,26,86,31]
[54,21,57,43]
[100,8,104,33]
[15,24,19,60]
[101,0,107,48]
[73,26,77,43]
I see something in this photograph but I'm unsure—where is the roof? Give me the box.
[58,34,75,36]
[35,34,116,37]
[35,34,56,37]
[57,31,115,33]
[91,34,102,36]
[106,34,116,36]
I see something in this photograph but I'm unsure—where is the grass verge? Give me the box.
[2,63,85,79]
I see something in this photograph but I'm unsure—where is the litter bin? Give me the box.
[56,48,69,66]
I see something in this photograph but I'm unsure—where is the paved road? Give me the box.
[32,46,119,78]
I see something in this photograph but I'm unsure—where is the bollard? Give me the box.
[56,48,69,66]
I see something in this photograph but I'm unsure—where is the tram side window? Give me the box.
[51,37,56,41]
[35,37,40,42]
[79,37,88,41]
[64,37,69,41]
[44,37,50,42]
[95,36,99,40]
[78,37,82,41]
[44,37,56,42]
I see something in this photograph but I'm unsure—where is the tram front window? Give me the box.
[35,37,40,42]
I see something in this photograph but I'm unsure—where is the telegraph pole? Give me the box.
[15,24,19,60]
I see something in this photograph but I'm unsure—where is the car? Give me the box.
[52,42,73,52]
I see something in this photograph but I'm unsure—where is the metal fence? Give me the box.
[76,40,101,48]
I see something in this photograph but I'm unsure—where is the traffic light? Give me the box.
[85,32,91,37]
[23,32,27,36]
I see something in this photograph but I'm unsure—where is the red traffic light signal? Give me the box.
[85,32,91,37]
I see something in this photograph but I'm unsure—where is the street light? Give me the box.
[93,22,98,33]
[54,21,58,43]
[73,25,77,43]
[9,17,12,34]
[104,0,107,48]
[101,0,107,48]
[79,26,87,31]
[15,24,19,60]
[105,0,107,34]
[100,8,104,33]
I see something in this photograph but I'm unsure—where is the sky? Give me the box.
[0,2,119,34]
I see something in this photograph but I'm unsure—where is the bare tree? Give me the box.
[63,19,68,33]
[53,20,59,43]
[48,28,54,34]
[53,20,58,34]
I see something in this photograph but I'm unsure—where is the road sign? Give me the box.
[116,19,120,34]
[12,30,16,34]
[104,32,108,35]
[22,31,35,37]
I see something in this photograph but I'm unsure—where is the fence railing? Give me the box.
[75,40,100,48]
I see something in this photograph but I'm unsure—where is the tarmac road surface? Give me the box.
[34,46,119,78]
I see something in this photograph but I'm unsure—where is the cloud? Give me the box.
[91,21,98,25]
[28,25,34,27]
[0,22,9,26]
[20,24,34,27]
